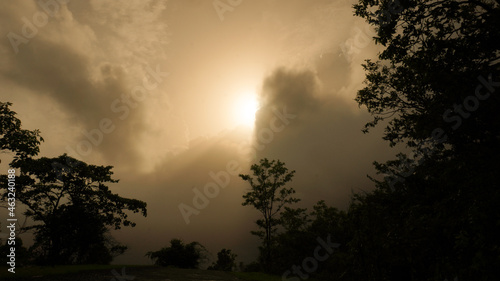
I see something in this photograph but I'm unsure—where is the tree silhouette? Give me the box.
[0,101,43,163]
[0,101,43,251]
[0,154,147,265]
[354,0,499,150]
[146,239,207,268]
[351,0,500,279]
[239,158,299,271]
[208,248,237,271]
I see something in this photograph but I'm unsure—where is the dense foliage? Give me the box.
[0,154,147,265]
[0,101,43,162]
[349,0,500,280]
[0,101,147,265]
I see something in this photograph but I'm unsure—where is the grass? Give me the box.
[0,264,146,279]
[0,265,243,280]
[0,265,318,280]
[233,271,284,281]
[234,271,321,281]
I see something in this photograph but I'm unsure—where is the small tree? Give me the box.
[146,239,207,268]
[239,158,299,270]
[208,248,237,271]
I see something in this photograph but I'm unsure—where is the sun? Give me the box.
[233,91,259,127]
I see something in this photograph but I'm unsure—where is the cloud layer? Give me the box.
[0,0,397,265]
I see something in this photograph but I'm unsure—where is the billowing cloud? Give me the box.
[0,0,398,266]
[0,0,174,169]
[252,67,394,208]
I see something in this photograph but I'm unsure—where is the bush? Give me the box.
[146,239,206,268]
[207,248,237,271]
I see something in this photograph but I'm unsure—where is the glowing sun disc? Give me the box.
[234,92,259,127]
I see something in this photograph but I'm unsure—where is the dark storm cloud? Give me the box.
[257,68,321,120]
[253,67,395,207]
[0,36,146,165]
[0,1,172,167]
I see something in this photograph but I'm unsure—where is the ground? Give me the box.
[0,266,284,281]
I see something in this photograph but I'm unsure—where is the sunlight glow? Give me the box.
[233,91,259,127]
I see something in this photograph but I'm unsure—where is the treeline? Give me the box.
[234,157,498,280]
[145,153,498,280]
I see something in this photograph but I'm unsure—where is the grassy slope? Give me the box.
[0,265,289,281]
[234,271,285,281]
[0,264,145,280]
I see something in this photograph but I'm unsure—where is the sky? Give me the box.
[0,0,400,265]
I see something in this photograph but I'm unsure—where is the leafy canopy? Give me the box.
[0,154,147,264]
[0,101,43,162]
[6,154,147,230]
[354,0,500,151]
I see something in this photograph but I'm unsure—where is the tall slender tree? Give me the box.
[239,158,299,271]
